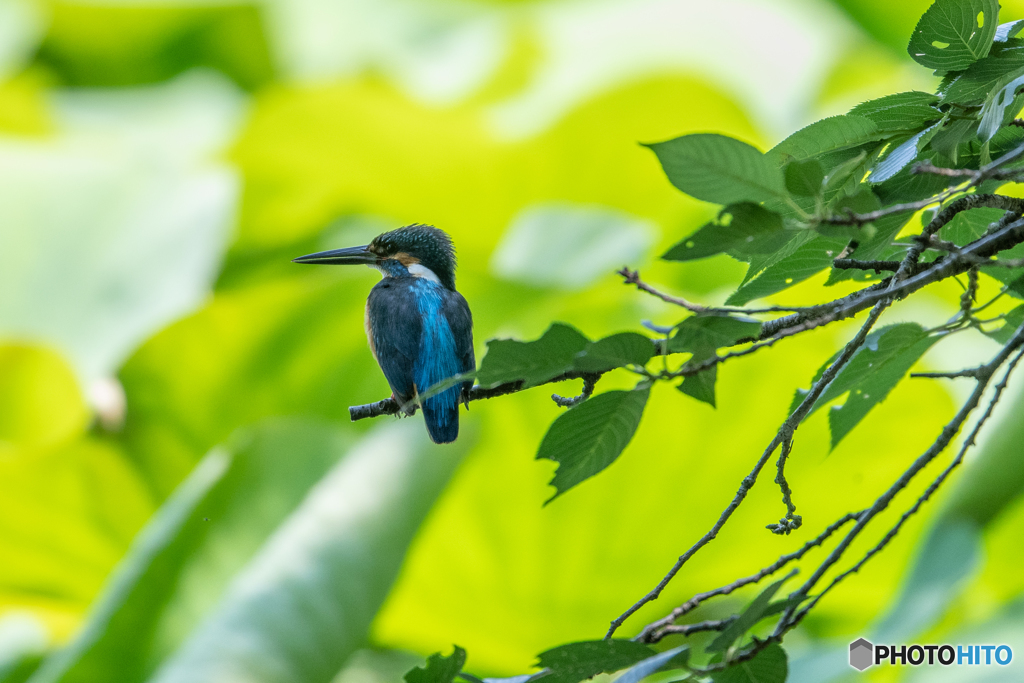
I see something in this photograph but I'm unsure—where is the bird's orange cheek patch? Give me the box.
[394,252,421,266]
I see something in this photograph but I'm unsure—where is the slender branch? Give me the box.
[649,617,737,640]
[774,319,1024,635]
[911,368,984,379]
[617,267,809,315]
[605,298,891,638]
[832,258,902,273]
[636,511,861,644]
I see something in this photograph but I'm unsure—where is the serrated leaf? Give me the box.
[826,210,913,285]
[907,0,999,71]
[769,115,882,163]
[709,644,787,683]
[534,640,657,683]
[996,20,1024,42]
[707,576,790,653]
[614,646,689,683]
[941,46,1024,104]
[669,315,762,354]
[784,159,825,197]
[869,123,940,182]
[849,92,941,132]
[939,206,1006,244]
[663,204,786,262]
[536,385,650,501]
[726,235,848,306]
[645,134,786,205]
[405,646,467,683]
[979,67,1024,140]
[476,323,589,388]
[793,324,940,448]
[573,333,654,372]
[980,241,1024,296]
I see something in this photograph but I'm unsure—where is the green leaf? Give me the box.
[869,123,940,183]
[978,67,1024,140]
[669,315,762,354]
[793,324,941,448]
[534,640,657,683]
[940,45,1024,104]
[826,210,913,285]
[145,422,463,683]
[678,360,717,408]
[983,304,1024,343]
[907,0,999,71]
[645,134,786,205]
[613,646,688,683]
[573,333,654,372]
[710,644,787,683]
[536,384,650,501]
[726,236,848,306]
[476,323,589,388]
[849,92,941,132]
[996,20,1024,42]
[707,576,790,653]
[784,159,825,197]
[663,204,786,262]
[405,647,467,683]
[939,206,1006,244]
[768,115,882,163]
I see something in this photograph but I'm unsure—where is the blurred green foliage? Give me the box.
[2,1,1024,682]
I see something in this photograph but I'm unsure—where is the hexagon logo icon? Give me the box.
[849,638,874,671]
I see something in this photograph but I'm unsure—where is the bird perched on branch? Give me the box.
[293,224,474,443]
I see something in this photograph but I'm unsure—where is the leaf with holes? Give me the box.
[726,235,849,306]
[792,324,941,449]
[645,134,786,205]
[663,204,787,262]
[907,0,999,71]
[940,46,1024,104]
[710,644,788,683]
[405,646,466,683]
[476,323,589,388]
[536,384,650,501]
[534,640,657,683]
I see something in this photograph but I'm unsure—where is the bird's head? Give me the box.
[293,224,457,290]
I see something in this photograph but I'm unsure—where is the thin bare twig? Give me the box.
[551,373,600,407]
[767,437,801,535]
[617,268,809,315]
[636,511,862,644]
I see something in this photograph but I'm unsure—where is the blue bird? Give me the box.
[293,224,474,443]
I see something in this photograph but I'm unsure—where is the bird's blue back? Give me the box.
[366,274,473,443]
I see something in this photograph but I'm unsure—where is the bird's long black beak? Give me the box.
[292,245,377,265]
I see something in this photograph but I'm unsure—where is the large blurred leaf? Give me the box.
[490,203,653,290]
[645,134,785,205]
[0,345,86,452]
[536,384,650,501]
[906,0,999,71]
[29,419,362,683]
[147,421,461,683]
[36,4,273,89]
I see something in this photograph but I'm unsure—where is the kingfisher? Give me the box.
[293,224,474,443]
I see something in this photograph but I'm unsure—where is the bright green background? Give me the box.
[3,1,1024,682]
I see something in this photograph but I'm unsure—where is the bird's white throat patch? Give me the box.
[407,263,441,283]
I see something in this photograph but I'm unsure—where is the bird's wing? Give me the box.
[443,289,475,402]
[367,280,421,403]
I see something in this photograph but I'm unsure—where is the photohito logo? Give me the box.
[848,638,1012,671]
